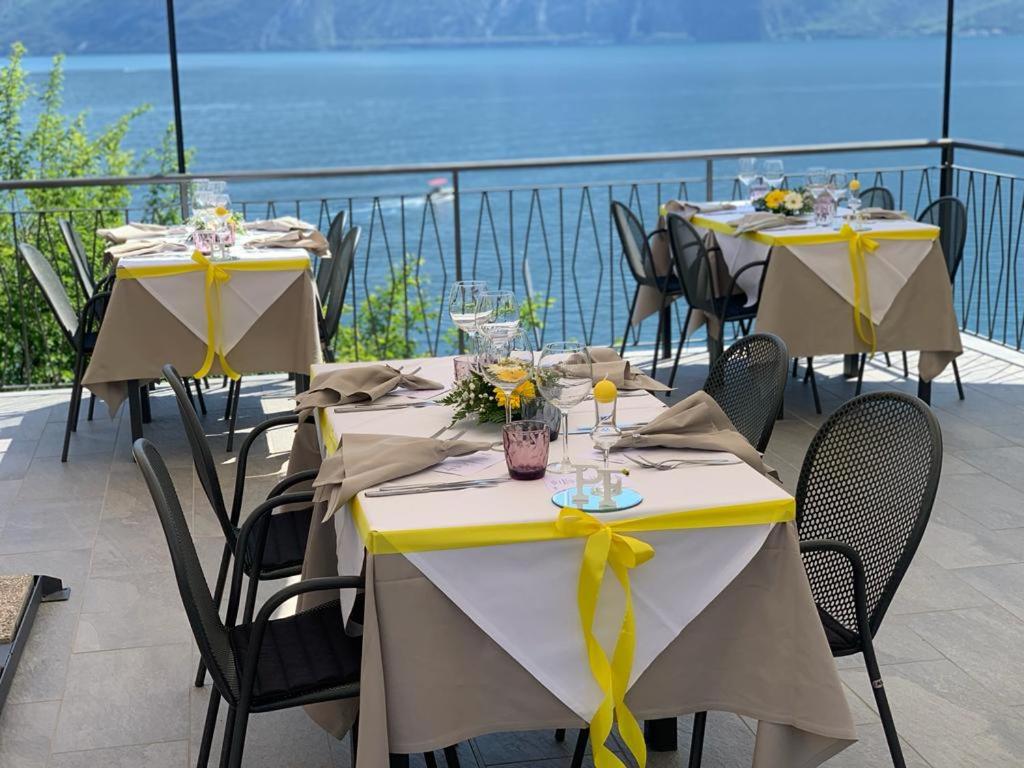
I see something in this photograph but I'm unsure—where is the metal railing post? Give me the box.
[940,141,955,199]
[452,169,464,353]
[705,159,714,201]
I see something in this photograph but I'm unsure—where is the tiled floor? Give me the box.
[2,338,1024,767]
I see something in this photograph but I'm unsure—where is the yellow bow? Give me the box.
[191,250,241,380]
[839,223,879,354]
[555,507,655,768]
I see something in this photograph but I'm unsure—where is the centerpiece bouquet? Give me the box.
[437,371,537,424]
[753,187,814,216]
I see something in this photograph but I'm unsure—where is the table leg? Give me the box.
[140,385,152,424]
[644,717,678,752]
[388,754,410,768]
[843,354,859,379]
[660,307,673,360]
[127,380,143,443]
[917,378,932,406]
[294,373,310,395]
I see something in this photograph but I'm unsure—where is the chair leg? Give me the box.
[902,350,909,378]
[621,287,640,357]
[688,711,707,768]
[863,640,908,768]
[87,392,96,421]
[855,354,866,396]
[884,352,892,367]
[570,729,589,768]
[223,378,235,419]
[668,307,692,389]
[195,543,232,687]
[193,378,208,415]
[226,701,250,768]
[952,358,965,400]
[792,357,799,378]
[554,728,566,742]
[185,377,197,410]
[424,752,439,768]
[62,351,86,462]
[806,358,822,414]
[197,687,221,768]
[219,706,236,768]
[226,377,242,453]
[350,717,359,765]
[651,304,666,378]
[443,745,461,767]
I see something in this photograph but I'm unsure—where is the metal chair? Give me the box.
[317,209,347,303]
[161,364,316,689]
[858,186,896,210]
[17,243,111,462]
[702,333,789,452]
[665,212,766,382]
[611,201,685,379]
[855,195,968,399]
[689,392,942,768]
[320,226,360,363]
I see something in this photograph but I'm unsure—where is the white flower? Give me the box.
[783,192,804,211]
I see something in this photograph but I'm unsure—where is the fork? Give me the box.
[625,454,740,471]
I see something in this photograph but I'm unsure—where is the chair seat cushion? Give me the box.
[229,599,361,706]
[244,507,313,575]
[80,331,99,355]
[716,293,758,322]
[818,608,861,657]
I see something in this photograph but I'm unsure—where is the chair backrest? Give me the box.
[611,201,658,287]
[702,333,789,452]
[317,209,347,301]
[322,226,360,348]
[57,219,95,300]
[796,392,942,640]
[162,364,234,543]
[917,196,968,281]
[132,438,238,700]
[858,186,895,211]
[665,212,716,313]
[17,243,79,346]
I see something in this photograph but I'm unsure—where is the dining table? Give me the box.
[82,226,323,440]
[637,201,963,403]
[292,354,858,768]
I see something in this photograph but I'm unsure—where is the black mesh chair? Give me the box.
[58,219,99,300]
[855,195,968,400]
[317,209,347,302]
[161,364,317,690]
[320,226,360,363]
[132,438,361,768]
[612,201,686,378]
[17,243,112,462]
[702,333,789,452]
[858,186,896,210]
[689,392,942,768]
[666,212,766,382]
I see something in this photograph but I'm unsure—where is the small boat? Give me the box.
[426,176,454,203]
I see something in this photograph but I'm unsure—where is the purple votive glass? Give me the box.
[502,420,550,480]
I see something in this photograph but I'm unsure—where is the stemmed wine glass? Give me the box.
[478,329,534,425]
[477,290,520,341]
[828,170,849,227]
[847,181,865,230]
[806,167,829,199]
[447,280,488,340]
[737,157,759,200]
[763,159,785,189]
[536,342,592,473]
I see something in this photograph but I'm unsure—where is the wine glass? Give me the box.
[537,342,592,473]
[447,280,488,338]
[806,167,829,199]
[847,181,865,229]
[828,170,849,204]
[477,290,520,341]
[763,159,785,189]
[737,157,759,199]
[478,329,534,425]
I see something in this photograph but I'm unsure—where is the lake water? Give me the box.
[15,38,1024,350]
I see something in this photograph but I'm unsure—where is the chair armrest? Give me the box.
[799,538,871,640]
[226,491,314,626]
[77,290,111,341]
[717,259,768,319]
[230,413,303,524]
[265,469,319,500]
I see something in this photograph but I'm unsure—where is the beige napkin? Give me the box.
[245,216,319,233]
[244,229,330,256]
[613,390,765,473]
[667,200,737,217]
[97,223,173,244]
[313,433,493,521]
[564,347,671,392]
[731,212,792,234]
[295,364,444,418]
[860,207,909,220]
[105,239,188,260]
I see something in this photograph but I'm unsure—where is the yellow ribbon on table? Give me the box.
[555,507,652,768]
[116,250,310,381]
[838,223,880,354]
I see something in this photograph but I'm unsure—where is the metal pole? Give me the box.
[940,0,955,198]
[452,169,464,353]
[165,0,187,175]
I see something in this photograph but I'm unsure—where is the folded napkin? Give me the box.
[244,229,330,256]
[97,223,173,244]
[667,200,738,217]
[245,216,319,233]
[313,433,493,521]
[730,212,792,235]
[563,347,671,393]
[295,364,444,419]
[612,390,766,474]
[859,207,909,220]
[106,239,188,260]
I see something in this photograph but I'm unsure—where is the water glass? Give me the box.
[477,290,520,340]
[537,341,591,473]
[453,355,474,381]
[763,159,785,188]
[502,421,550,480]
[806,167,829,199]
[447,280,488,333]
[737,157,759,197]
[748,177,770,201]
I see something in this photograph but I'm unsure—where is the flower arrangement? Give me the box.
[753,187,814,216]
[437,371,537,424]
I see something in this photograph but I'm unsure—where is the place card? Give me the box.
[434,450,504,477]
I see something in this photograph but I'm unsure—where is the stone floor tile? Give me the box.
[0,701,60,768]
[74,570,190,653]
[47,741,188,768]
[0,497,102,556]
[887,554,993,616]
[937,471,1024,529]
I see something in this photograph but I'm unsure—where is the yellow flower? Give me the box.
[214,205,229,217]
[764,190,787,209]
[848,179,861,192]
[493,380,535,409]
[488,362,530,383]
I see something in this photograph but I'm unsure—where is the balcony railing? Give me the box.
[1,137,1022,388]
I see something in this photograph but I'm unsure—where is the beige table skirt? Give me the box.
[756,240,962,381]
[83,274,321,415]
[292,422,856,767]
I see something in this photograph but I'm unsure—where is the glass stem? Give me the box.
[561,411,570,466]
[504,396,513,425]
